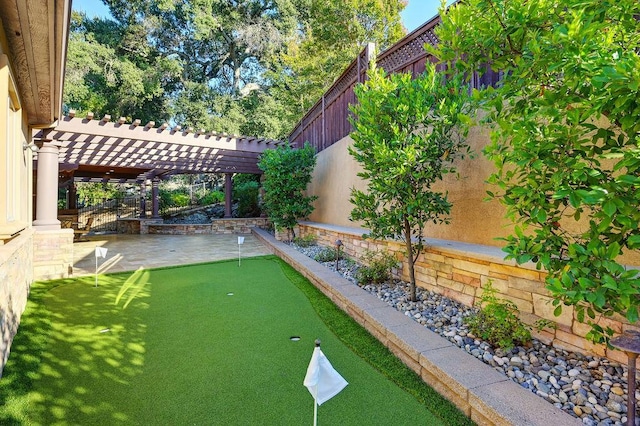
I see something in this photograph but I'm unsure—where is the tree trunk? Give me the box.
[404,217,417,302]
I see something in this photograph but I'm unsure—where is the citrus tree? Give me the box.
[429,0,640,342]
[349,64,472,301]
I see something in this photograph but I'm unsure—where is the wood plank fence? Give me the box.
[288,14,501,152]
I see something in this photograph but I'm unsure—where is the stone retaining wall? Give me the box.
[148,218,270,235]
[148,224,212,235]
[296,222,634,364]
[211,218,270,234]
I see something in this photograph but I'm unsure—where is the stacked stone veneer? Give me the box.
[0,231,34,376]
[297,222,635,364]
[33,229,74,281]
[148,218,270,235]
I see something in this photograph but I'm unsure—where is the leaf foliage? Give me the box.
[349,64,472,300]
[258,143,317,238]
[430,0,640,342]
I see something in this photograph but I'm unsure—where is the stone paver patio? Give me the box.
[72,233,270,276]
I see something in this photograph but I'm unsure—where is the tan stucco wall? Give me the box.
[307,126,640,266]
[307,136,368,227]
[308,126,512,248]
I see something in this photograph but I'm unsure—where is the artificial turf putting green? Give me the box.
[0,256,471,425]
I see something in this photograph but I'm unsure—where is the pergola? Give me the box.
[32,111,286,225]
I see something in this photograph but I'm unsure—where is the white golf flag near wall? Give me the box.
[95,247,108,259]
[304,340,348,405]
[94,246,108,287]
[237,236,245,266]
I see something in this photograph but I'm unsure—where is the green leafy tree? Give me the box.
[258,143,317,239]
[76,182,125,206]
[233,173,262,217]
[101,0,299,138]
[68,1,408,139]
[349,64,472,301]
[268,0,407,132]
[430,0,640,342]
[64,12,180,123]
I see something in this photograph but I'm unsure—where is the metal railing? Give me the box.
[78,197,140,233]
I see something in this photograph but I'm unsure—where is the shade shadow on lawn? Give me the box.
[0,256,472,425]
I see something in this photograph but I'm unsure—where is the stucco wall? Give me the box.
[308,127,512,247]
[307,128,640,265]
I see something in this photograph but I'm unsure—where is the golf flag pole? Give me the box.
[94,246,108,287]
[313,391,318,426]
[237,236,244,267]
[304,339,348,426]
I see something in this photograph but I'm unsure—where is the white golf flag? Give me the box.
[238,236,245,245]
[303,346,348,405]
[95,247,108,259]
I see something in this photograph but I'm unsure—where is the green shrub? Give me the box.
[159,188,190,212]
[235,181,261,217]
[293,235,316,247]
[355,249,399,286]
[465,282,531,350]
[314,247,340,262]
[199,190,224,205]
[171,193,190,207]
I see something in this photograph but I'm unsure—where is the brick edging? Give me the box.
[252,227,580,426]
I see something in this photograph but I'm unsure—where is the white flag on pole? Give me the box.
[237,236,245,245]
[95,246,108,258]
[303,346,348,405]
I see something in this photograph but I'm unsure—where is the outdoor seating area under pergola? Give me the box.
[31,111,286,228]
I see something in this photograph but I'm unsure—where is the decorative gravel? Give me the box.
[291,243,637,426]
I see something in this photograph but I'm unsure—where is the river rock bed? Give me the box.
[291,243,638,426]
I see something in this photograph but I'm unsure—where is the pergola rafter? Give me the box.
[33,113,287,183]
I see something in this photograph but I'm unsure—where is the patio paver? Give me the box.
[71,233,270,276]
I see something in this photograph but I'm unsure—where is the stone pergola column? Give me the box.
[139,180,147,219]
[151,177,160,219]
[33,139,61,230]
[224,173,233,218]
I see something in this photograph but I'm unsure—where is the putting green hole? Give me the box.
[290,336,301,342]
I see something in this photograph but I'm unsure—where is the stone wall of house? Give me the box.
[147,218,270,235]
[33,229,73,281]
[297,222,635,364]
[0,230,34,376]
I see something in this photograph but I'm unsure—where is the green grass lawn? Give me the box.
[0,256,471,425]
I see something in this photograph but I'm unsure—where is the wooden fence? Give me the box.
[288,14,501,151]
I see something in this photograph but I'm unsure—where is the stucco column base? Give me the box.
[33,219,62,230]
